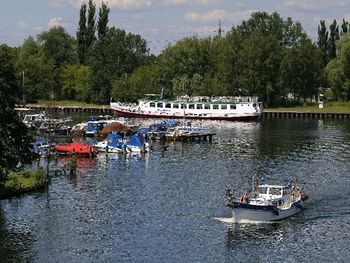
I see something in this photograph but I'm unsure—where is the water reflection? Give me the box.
[0,203,35,262]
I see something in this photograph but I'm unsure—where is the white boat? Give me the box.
[226,179,309,222]
[110,96,262,120]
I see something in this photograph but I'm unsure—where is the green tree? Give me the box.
[341,19,348,36]
[87,27,148,103]
[317,20,329,66]
[0,45,32,182]
[111,64,160,102]
[325,34,350,100]
[38,26,77,99]
[60,64,91,100]
[86,0,96,48]
[77,1,87,64]
[329,20,340,60]
[16,36,55,101]
[280,40,322,101]
[235,31,283,105]
[97,1,109,39]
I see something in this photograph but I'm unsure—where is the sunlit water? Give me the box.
[1,118,350,262]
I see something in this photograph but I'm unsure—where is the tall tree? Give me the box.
[341,19,349,36]
[87,27,148,103]
[97,1,110,39]
[325,34,350,100]
[16,36,55,101]
[38,26,77,99]
[0,45,32,181]
[280,40,322,101]
[86,0,96,48]
[317,20,329,66]
[77,1,87,64]
[329,19,340,60]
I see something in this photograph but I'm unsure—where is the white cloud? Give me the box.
[162,0,216,6]
[69,0,152,10]
[185,9,254,23]
[17,21,30,29]
[47,17,65,28]
[186,9,225,22]
[50,0,61,8]
[282,0,350,12]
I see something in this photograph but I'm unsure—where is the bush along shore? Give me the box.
[0,169,49,199]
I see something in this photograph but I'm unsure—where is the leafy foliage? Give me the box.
[0,45,32,182]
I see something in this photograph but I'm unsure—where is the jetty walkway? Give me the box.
[25,105,350,119]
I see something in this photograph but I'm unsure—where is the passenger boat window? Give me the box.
[173,104,179,109]
[181,104,186,109]
[157,103,163,108]
[221,105,227,110]
[196,104,203,109]
[165,103,171,108]
[230,104,236,109]
[150,102,156,107]
[213,104,219,110]
[189,104,195,109]
[204,104,210,109]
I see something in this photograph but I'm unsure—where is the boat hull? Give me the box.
[230,202,303,222]
[111,108,261,121]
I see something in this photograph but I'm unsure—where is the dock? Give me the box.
[168,133,216,142]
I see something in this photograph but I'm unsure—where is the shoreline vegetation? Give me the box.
[0,169,49,199]
[24,100,350,114]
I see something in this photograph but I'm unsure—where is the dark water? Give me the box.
[1,118,350,262]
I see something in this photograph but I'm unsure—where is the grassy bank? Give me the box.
[0,169,49,199]
[25,100,350,113]
[266,101,350,113]
[28,100,109,108]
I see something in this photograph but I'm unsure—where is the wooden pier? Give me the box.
[169,133,216,142]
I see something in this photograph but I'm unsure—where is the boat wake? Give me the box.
[214,217,277,224]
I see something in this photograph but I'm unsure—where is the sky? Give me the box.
[1,0,350,54]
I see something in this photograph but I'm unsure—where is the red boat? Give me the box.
[54,141,98,156]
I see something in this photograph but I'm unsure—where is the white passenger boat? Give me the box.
[226,178,308,222]
[110,96,262,120]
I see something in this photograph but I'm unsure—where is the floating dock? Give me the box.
[167,133,216,142]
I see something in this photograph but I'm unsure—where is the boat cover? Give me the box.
[54,141,97,154]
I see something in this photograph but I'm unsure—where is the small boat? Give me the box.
[54,141,97,156]
[94,133,124,153]
[226,177,308,222]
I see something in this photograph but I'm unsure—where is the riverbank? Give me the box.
[19,100,350,119]
[0,169,49,199]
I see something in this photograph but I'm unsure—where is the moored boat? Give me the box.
[226,177,308,222]
[111,96,262,120]
[54,141,97,156]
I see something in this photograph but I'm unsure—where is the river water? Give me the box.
[1,118,350,262]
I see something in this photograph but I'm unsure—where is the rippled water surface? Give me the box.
[1,118,350,262]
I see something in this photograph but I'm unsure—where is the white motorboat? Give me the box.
[226,178,309,222]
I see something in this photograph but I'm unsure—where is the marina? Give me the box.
[1,117,350,262]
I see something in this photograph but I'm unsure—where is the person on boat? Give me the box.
[240,191,249,203]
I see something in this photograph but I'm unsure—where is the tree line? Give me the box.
[3,1,350,108]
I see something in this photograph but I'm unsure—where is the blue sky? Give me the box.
[1,0,350,54]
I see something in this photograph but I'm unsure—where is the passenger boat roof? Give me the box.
[138,96,259,104]
[259,184,291,189]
